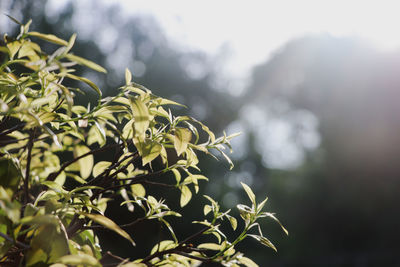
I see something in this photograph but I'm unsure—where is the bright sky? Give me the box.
[109,0,400,84]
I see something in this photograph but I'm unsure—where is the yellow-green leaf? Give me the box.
[238,256,259,267]
[174,128,192,156]
[74,145,93,179]
[92,161,111,177]
[180,185,192,207]
[131,184,146,197]
[141,140,162,166]
[28,32,68,46]
[240,182,256,205]
[125,68,132,84]
[58,254,100,267]
[130,97,150,136]
[65,53,107,73]
[197,243,222,250]
[82,213,135,246]
[65,73,102,96]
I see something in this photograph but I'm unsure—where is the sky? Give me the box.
[108,0,400,91]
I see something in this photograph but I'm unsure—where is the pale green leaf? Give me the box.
[180,185,192,207]
[171,168,181,184]
[74,145,94,179]
[240,182,256,206]
[247,234,277,252]
[65,53,107,73]
[82,213,135,246]
[203,204,212,216]
[125,68,132,84]
[174,127,192,156]
[141,140,162,166]
[130,97,150,136]
[238,256,259,267]
[227,215,237,231]
[28,31,68,46]
[131,184,146,197]
[65,73,101,96]
[58,254,100,267]
[197,243,222,250]
[92,161,111,177]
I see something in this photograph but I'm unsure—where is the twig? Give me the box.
[47,143,122,181]
[0,232,29,249]
[24,129,35,204]
[0,123,25,137]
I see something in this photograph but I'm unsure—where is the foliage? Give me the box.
[0,19,287,266]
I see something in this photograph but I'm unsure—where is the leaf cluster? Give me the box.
[0,19,287,267]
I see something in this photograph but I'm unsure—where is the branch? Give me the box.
[0,232,29,249]
[47,143,122,181]
[0,123,25,137]
[24,129,35,204]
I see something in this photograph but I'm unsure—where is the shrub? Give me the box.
[0,19,287,266]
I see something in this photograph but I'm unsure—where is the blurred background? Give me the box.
[2,1,400,266]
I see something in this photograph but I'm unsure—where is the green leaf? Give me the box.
[238,256,259,267]
[74,145,94,179]
[65,73,102,96]
[247,234,277,252]
[92,161,112,177]
[171,168,181,184]
[125,68,132,84]
[174,127,192,156]
[203,204,212,216]
[131,184,146,197]
[58,254,100,267]
[65,53,107,73]
[141,140,162,166]
[130,97,150,136]
[28,31,68,46]
[82,213,135,246]
[180,185,192,207]
[240,182,256,206]
[227,215,237,231]
[197,243,222,250]
[0,158,21,196]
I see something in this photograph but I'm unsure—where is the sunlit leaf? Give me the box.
[125,68,132,84]
[92,161,111,177]
[130,97,150,136]
[65,53,107,73]
[247,234,277,252]
[174,127,192,156]
[82,213,135,246]
[131,184,146,198]
[65,73,102,96]
[197,243,222,250]
[28,31,68,46]
[238,256,259,267]
[180,185,192,207]
[58,254,100,267]
[240,182,256,206]
[74,145,94,179]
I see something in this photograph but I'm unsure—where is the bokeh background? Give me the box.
[2,1,400,266]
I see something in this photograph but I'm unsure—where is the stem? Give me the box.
[47,143,121,181]
[24,129,35,204]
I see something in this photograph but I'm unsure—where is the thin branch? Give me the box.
[0,232,29,249]
[0,123,25,137]
[47,143,122,181]
[24,129,34,204]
